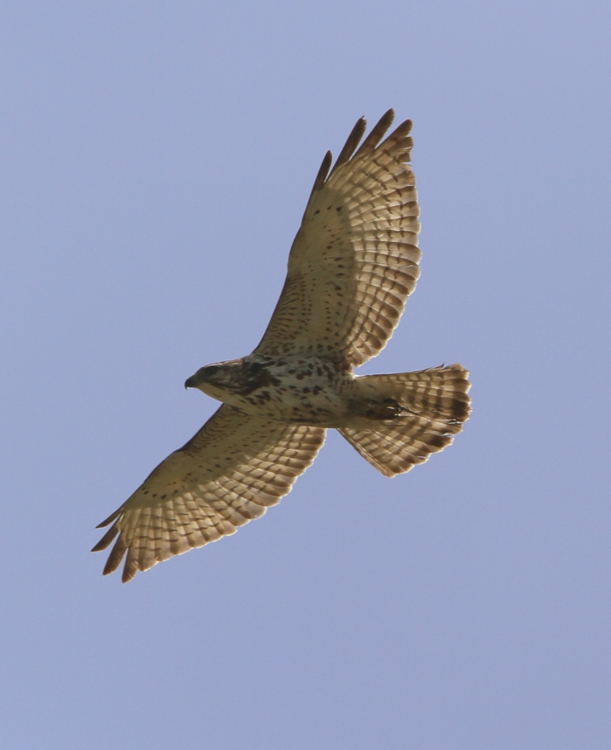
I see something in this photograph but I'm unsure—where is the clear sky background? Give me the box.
[1,2,610,748]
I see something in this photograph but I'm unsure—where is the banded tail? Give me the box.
[339,364,471,477]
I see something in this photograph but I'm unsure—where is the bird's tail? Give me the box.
[338,364,471,477]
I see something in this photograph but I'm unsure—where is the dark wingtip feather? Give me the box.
[395,118,412,137]
[121,549,139,584]
[312,150,332,191]
[387,118,413,144]
[96,507,122,528]
[91,521,120,552]
[354,109,395,157]
[102,536,127,576]
[304,110,410,211]
[304,150,333,212]
[329,116,367,176]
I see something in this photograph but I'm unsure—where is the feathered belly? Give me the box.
[215,357,355,426]
[234,378,350,425]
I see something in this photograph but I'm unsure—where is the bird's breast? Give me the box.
[221,356,353,426]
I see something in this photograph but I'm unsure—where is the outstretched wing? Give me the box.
[255,109,421,368]
[92,405,325,582]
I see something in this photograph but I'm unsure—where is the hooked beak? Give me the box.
[184,373,199,389]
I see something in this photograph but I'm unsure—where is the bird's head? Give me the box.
[184,359,247,401]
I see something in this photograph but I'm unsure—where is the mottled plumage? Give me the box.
[93,110,471,582]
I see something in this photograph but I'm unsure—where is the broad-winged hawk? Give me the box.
[93,110,471,582]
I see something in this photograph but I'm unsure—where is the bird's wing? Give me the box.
[254,109,421,368]
[92,405,325,582]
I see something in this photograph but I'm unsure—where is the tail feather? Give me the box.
[339,364,471,477]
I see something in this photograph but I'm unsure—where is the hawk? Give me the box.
[93,110,471,582]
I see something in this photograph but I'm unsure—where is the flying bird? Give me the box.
[93,110,471,582]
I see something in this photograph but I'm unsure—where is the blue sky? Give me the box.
[1,2,610,748]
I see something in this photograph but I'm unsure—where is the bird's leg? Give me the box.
[356,398,412,421]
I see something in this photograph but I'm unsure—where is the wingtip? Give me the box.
[121,555,138,583]
[307,150,333,202]
[392,117,413,138]
[353,109,397,158]
[329,116,368,176]
[91,521,120,552]
[307,109,408,197]
[96,507,122,528]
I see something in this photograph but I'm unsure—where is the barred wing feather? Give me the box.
[93,405,325,582]
[255,109,421,368]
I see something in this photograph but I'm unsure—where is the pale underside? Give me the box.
[93,110,450,583]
